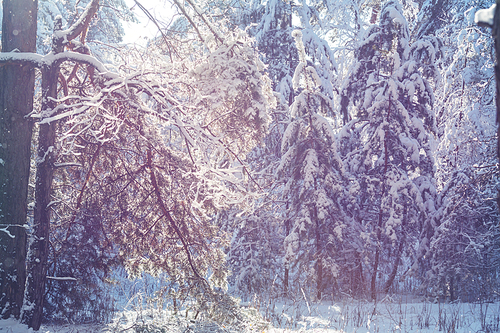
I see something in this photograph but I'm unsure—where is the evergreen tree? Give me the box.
[249,0,297,107]
[277,30,344,300]
[340,0,439,300]
[227,209,283,299]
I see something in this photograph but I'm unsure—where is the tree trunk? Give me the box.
[316,223,323,301]
[21,67,58,330]
[372,96,392,301]
[21,2,98,327]
[352,251,363,297]
[370,2,380,24]
[371,244,380,301]
[449,275,455,302]
[371,202,385,301]
[315,207,322,301]
[0,0,38,319]
[284,217,290,296]
[383,239,404,294]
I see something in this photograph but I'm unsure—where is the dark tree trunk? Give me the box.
[21,2,98,328]
[0,0,38,319]
[371,244,380,301]
[370,3,380,24]
[371,98,392,302]
[450,275,455,302]
[383,239,404,294]
[21,67,58,330]
[371,204,385,301]
[316,217,323,301]
[284,217,290,296]
[312,205,322,301]
[352,251,364,297]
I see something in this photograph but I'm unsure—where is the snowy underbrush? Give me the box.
[257,295,500,332]
[99,292,269,333]
[0,304,267,333]
[2,296,499,332]
[97,276,269,333]
[103,306,267,333]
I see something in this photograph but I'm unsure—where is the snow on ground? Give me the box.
[261,298,500,333]
[1,299,499,332]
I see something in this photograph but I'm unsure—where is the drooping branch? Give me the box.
[146,148,204,281]
[63,144,102,244]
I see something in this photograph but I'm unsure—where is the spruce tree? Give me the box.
[340,0,439,299]
[277,30,344,300]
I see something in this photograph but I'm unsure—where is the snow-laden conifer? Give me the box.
[276,29,344,300]
[339,0,439,300]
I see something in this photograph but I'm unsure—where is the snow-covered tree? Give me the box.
[427,168,499,301]
[246,0,297,107]
[37,17,272,325]
[20,1,102,328]
[233,0,338,111]
[227,209,283,299]
[433,3,495,174]
[0,0,274,325]
[339,0,439,300]
[276,30,344,300]
[419,1,500,301]
[34,0,134,56]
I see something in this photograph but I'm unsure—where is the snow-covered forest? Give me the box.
[0,0,498,331]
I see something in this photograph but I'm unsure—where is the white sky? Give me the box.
[123,0,176,45]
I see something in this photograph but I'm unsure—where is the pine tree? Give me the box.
[227,209,283,299]
[277,30,344,300]
[340,0,439,300]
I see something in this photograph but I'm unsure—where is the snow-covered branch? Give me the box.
[52,0,100,52]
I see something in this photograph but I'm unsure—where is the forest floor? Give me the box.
[1,298,499,332]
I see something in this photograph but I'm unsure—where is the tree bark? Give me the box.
[383,239,404,294]
[284,205,290,296]
[0,0,38,319]
[314,206,322,301]
[371,95,392,301]
[21,67,58,330]
[371,179,388,301]
[371,227,381,301]
[20,2,99,328]
[356,252,364,296]
[316,220,323,301]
